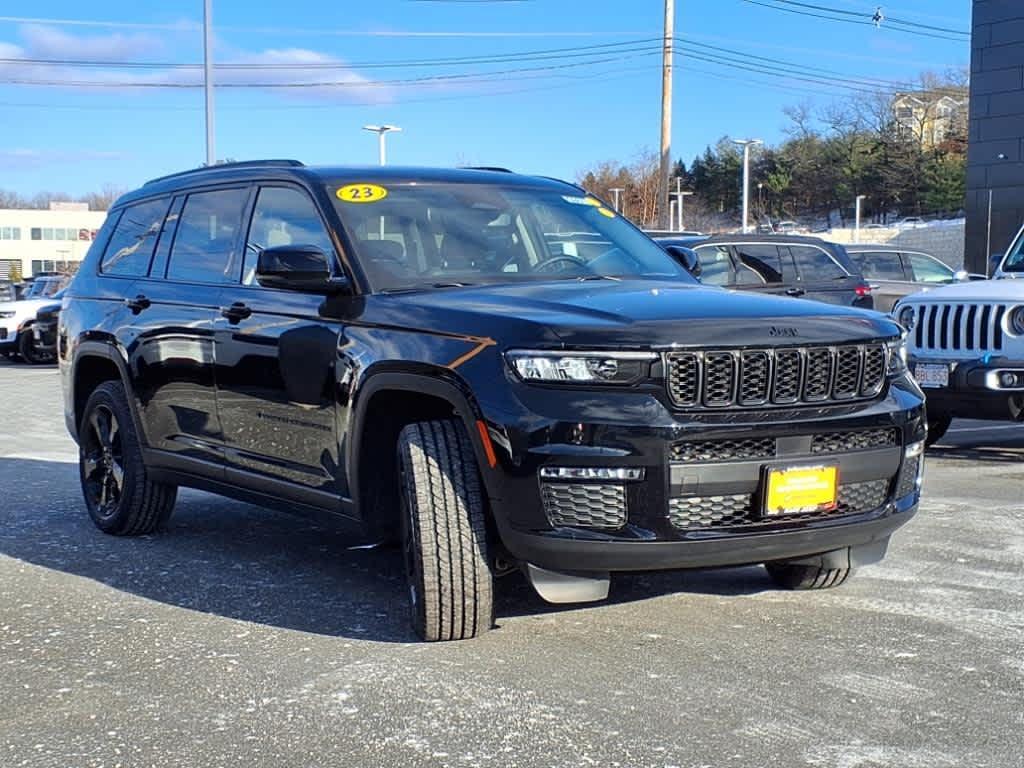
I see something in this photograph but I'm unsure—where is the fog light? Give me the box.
[1000,372,1018,388]
[539,466,645,481]
[905,440,925,459]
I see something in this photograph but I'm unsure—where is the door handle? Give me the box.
[220,302,252,324]
[124,295,151,314]
[784,287,806,297]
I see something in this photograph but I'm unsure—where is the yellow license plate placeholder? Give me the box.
[763,465,839,517]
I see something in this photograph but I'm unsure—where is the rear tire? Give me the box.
[925,413,953,447]
[397,420,494,642]
[765,561,851,590]
[79,381,177,535]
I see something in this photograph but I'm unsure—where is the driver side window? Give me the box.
[244,186,335,285]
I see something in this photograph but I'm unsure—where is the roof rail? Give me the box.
[460,166,513,173]
[145,159,305,186]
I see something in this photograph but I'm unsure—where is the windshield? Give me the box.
[1001,226,1024,273]
[328,182,693,292]
[23,278,66,299]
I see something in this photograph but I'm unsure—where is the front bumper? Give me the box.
[482,376,926,572]
[909,356,1024,421]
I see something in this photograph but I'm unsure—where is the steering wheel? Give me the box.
[534,255,589,273]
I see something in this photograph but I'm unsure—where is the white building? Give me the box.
[0,202,109,280]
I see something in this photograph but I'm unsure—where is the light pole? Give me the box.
[671,178,693,232]
[854,194,867,243]
[609,187,625,212]
[363,125,401,165]
[733,138,762,234]
[657,0,675,230]
[203,0,215,166]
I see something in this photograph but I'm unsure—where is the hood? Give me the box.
[897,278,1024,305]
[370,279,900,348]
[0,297,61,318]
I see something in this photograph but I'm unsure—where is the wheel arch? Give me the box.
[349,367,498,536]
[70,340,143,444]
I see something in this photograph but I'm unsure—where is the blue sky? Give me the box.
[0,0,970,196]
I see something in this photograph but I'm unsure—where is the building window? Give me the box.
[42,228,54,240]
[896,106,913,119]
[31,228,42,241]
[0,227,22,240]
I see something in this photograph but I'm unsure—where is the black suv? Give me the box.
[659,234,874,309]
[60,161,925,641]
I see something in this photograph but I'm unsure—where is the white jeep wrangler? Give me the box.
[893,227,1024,446]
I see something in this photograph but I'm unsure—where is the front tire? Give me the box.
[765,561,851,590]
[79,381,177,535]
[925,413,952,447]
[397,420,494,642]
[18,331,49,365]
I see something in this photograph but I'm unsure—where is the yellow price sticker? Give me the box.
[597,207,616,218]
[336,183,389,203]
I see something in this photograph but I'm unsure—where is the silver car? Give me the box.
[844,245,982,312]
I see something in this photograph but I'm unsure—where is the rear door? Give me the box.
[129,186,250,469]
[849,250,908,312]
[213,183,349,512]
[785,243,857,306]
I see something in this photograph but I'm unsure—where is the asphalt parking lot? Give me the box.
[1,359,1022,768]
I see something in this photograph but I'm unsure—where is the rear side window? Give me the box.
[100,198,171,276]
[694,245,733,286]
[734,244,784,284]
[788,245,847,282]
[851,251,904,280]
[167,188,249,284]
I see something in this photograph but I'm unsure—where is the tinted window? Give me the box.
[694,245,733,286]
[100,199,170,276]
[788,245,847,281]
[734,244,783,284]
[850,251,904,281]
[167,188,249,284]
[905,252,954,283]
[244,187,335,285]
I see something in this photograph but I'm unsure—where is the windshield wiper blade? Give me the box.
[379,281,475,295]
[575,274,621,282]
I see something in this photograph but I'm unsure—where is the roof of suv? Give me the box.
[677,233,843,247]
[120,161,579,208]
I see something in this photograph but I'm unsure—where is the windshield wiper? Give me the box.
[575,274,621,282]
[380,281,476,295]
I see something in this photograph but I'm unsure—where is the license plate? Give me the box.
[914,363,949,389]
[764,465,838,517]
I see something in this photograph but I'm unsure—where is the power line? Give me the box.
[742,0,968,42]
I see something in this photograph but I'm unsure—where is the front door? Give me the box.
[214,184,346,509]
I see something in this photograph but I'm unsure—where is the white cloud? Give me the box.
[0,24,393,103]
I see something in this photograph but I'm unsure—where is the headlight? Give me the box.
[886,335,908,376]
[506,350,656,385]
[0,311,14,319]
[896,305,916,333]
[1011,306,1024,336]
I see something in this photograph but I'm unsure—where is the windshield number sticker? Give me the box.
[337,183,389,203]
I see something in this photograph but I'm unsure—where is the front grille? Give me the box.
[672,428,899,463]
[669,479,890,530]
[810,428,898,454]
[671,437,777,463]
[665,343,888,409]
[0,328,6,340]
[907,303,1007,353]
[541,483,627,529]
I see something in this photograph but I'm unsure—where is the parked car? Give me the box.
[776,220,803,234]
[0,274,69,363]
[894,226,1024,446]
[845,244,984,312]
[60,160,924,641]
[894,216,927,229]
[0,280,16,303]
[657,234,874,309]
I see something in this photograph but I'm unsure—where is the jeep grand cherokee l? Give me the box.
[59,161,926,641]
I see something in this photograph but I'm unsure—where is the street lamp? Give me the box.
[672,183,694,232]
[733,138,762,234]
[854,194,867,243]
[363,125,402,165]
[609,187,625,212]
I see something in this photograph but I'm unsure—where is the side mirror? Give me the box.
[256,245,349,294]
[953,270,970,282]
[664,245,702,278]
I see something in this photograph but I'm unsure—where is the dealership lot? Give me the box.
[1,360,1021,768]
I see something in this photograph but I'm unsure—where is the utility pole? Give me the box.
[854,194,866,243]
[203,0,215,166]
[609,187,625,212]
[733,138,762,234]
[657,0,674,230]
[363,125,401,165]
